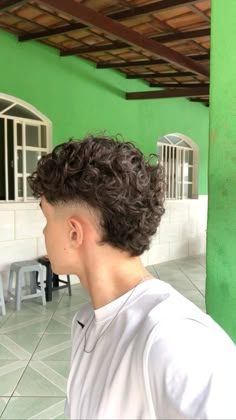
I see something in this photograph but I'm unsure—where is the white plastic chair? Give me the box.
[7,260,46,311]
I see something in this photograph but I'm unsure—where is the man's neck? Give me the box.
[79,247,152,309]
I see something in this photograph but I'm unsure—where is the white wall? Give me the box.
[141,196,207,266]
[0,197,207,289]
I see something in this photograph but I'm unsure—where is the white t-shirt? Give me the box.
[66,279,236,419]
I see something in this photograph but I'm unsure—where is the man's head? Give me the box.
[29,135,165,262]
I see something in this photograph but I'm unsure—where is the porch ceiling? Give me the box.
[0,0,210,105]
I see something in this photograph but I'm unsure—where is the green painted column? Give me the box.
[206,0,236,342]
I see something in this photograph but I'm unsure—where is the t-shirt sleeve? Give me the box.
[147,318,236,419]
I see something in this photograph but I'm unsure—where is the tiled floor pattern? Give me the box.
[0,254,205,419]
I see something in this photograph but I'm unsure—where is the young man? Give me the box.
[29,135,236,420]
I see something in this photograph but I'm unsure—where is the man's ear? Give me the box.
[68,218,83,248]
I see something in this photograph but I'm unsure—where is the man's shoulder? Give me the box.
[138,280,235,358]
[137,278,205,326]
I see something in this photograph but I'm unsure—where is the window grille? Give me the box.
[158,134,198,200]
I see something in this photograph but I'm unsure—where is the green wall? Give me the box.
[0,30,209,194]
[206,0,236,341]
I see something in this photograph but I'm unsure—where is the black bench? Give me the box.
[38,256,72,301]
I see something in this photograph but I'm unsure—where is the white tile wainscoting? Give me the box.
[140,196,207,266]
[0,197,207,291]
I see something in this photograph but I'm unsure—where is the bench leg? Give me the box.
[67,275,72,296]
[46,265,53,302]
[38,268,46,306]
[30,272,37,294]
[15,272,22,311]
[53,274,59,288]
[7,270,14,301]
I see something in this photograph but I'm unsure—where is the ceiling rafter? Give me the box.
[60,28,210,57]
[60,41,127,56]
[126,86,209,100]
[0,0,25,10]
[127,71,195,79]
[19,0,200,42]
[18,20,86,41]
[149,82,209,88]
[152,28,210,43]
[96,53,210,69]
[99,0,200,20]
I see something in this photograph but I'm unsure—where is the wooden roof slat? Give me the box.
[96,52,209,68]
[126,86,209,100]
[19,0,200,42]
[189,4,210,22]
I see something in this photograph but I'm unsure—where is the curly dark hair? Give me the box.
[28,135,165,256]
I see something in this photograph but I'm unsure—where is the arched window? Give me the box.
[0,94,52,202]
[157,133,199,200]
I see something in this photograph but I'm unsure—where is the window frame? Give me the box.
[0,93,52,203]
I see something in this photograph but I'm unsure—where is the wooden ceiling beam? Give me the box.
[96,53,210,69]
[103,0,200,21]
[0,0,25,10]
[149,83,209,88]
[127,71,194,79]
[189,98,209,106]
[97,58,165,69]
[61,42,127,56]
[19,0,200,42]
[152,28,210,43]
[60,27,210,57]
[19,22,86,41]
[190,97,209,102]
[126,86,209,100]
[41,0,208,77]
